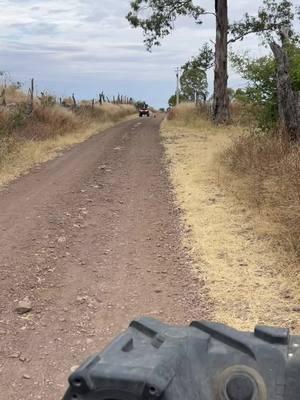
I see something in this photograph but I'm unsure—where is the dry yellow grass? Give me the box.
[0,84,28,103]
[0,104,136,186]
[161,103,300,332]
[220,135,300,256]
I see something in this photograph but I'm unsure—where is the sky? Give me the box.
[0,0,293,108]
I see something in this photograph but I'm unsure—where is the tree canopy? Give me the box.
[127,0,230,123]
[168,93,186,107]
[127,0,206,49]
[229,0,298,44]
[180,44,213,102]
[232,54,278,131]
[232,39,300,133]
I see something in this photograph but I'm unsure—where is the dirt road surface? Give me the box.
[0,116,210,399]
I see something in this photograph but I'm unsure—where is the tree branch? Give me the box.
[202,11,216,17]
[228,27,270,44]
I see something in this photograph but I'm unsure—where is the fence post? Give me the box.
[72,93,77,110]
[1,88,6,106]
[92,98,95,109]
[29,78,34,112]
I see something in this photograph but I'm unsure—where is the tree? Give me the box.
[180,44,213,103]
[232,41,300,133]
[230,0,295,43]
[230,0,300,139]
[126,0,231,123]
[270,30,299,140]
[181,66,207,103]
[213,0,230,123]
[289,45,300,91]
[168,93,186,107]
[232,54,278,131]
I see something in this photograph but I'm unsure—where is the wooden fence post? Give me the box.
[29,78,34,112]
[99,92,105,104]
[1,88,6,106]
[72,93,77,110]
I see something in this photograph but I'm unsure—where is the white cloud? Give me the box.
[0,0,296,107]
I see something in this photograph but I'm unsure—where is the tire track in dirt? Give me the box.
[0,116,211,399]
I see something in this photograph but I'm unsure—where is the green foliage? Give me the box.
[127,0,205,49]
[230,0,300,136]
[168,93,187,107]
[288,45,300,91]
[180,68,207,102]
[232,54,278,131]
[232,40,300,133]
[180,44,213,102]
[230,0,298,44]
[184,43,214,71]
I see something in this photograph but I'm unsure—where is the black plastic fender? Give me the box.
[63,317,300,400]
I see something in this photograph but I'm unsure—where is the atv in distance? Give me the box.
[139,104,150,117]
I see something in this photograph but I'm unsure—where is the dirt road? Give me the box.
[0,116,210,399]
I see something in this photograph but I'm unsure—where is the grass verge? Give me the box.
[0,103,136,186]
[161,103,300,332]
[221,134,300,257]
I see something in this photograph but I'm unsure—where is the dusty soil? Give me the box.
[0,117,211,399]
